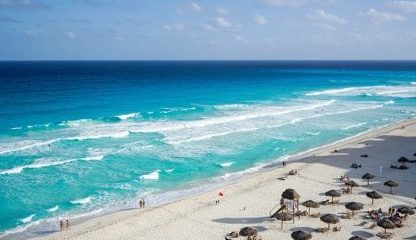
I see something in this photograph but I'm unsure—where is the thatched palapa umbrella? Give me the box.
[325,190,341,203]
[377,218,395,233]
[282,188,300,223]
[345,180,359,193]
[275,212,293,229]
[366,191,383,205]
[397,206,415,216]
[398,156,409,166]
[361,173,375,185]
[349,236,366,240]
[345,202,364,216]
[239,227,257,237]
[291,230,312,240]
[302,200,319,215]
[384,180,399,194]
[320,214,339,229]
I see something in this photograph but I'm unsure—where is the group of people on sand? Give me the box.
[138,199,146,208]
[59,219,70,231]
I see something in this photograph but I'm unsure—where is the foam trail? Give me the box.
[139,170,160,180]
[70,196,92,205]
[20,214,35,224]
[342,122,367,130]
[116,112,139,120]
[0,158,76,175]
[306,85,416,98]
[46,206,59,213]
[129,100,336,133]
[166,103,383,144]
[219,162,233,167]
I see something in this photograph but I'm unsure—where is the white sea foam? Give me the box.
[69,130,130,141]
[0,158,76,175]
[20,214,35,224]
[164,102,382,144]
[306,85,416,98]
[0,139,57,155]
[384,100,395,105]
[116,112,139,120]
[305,131,321,136]
[164,169,175,173]
[219,162,233,167]
[139,170,160,180]
[59,119,94,127]
[342,122,367,130]
[46,205,59,213]
[71,196,92,205]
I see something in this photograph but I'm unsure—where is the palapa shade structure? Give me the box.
[397,206,415,215]
[398,156,409,166]
[345,202,364,215]
[345,180,359,193]
[325,190,341,203]
[384,180,399,194]
[320,214,339,229]
[377,218,395,233]
[349,236,366,240]
[281,188,300,223]
[239,227,258,237]
[361,173,375,185]
[302,200,319,215]
[275,212,293,229]
[291,230,312,240]
[366,191,383,205]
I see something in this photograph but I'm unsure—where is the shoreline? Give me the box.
[3,118,416,240]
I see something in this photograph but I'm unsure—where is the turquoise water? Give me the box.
[0,61,416,238]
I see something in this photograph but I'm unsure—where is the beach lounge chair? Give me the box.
[332,226,341,232]
[390,164,397,169]
[316,227,329,233]
[310,212,320,218]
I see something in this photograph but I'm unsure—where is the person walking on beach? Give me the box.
[59,220,64,231]
[142,199,145,208]
[65,219,70,230]
[138,199,142,208]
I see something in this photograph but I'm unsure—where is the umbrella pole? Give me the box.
[371,198,374,205]
[292,200,295,223]
[390,187,392,194]
[308,207,311,215]
[297,200,300,220]
[281,220,283,229]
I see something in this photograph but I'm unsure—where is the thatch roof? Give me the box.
[325,190,341,197]
[345,202,364,211]
[274,212,293,221]
[398,156,409,163]
[366,191,383,199]
[302,200,319,208]
[377,218,395,230]
[345,180,359,187]
[361,173,375,180]
[291,230,312,240]
[384,180,399,187]
[282,188,300,200]
[320,214,339,224]
[397,206,415,215]
[239,227,258,236]
[349,236,366,240]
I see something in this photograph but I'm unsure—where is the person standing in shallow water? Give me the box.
[59,220,64,231]
[65,219,70,230]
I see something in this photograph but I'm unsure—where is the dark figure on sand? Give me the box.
[59,220,64,231]
[65,219,70,230]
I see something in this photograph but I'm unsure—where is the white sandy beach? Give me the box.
[34,120,416,240]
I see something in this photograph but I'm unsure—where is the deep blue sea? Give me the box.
[1,61,416,238]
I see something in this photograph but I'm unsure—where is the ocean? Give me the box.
[0,61,416,239]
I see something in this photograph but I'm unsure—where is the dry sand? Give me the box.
[35,120,416,240]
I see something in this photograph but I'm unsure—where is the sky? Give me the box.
[0,0,415,60]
